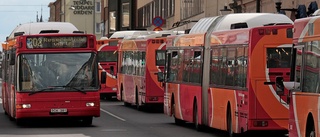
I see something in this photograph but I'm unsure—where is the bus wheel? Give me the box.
[172,97,184,125]
[193,101,203,131]
[120,84,124,101]
[135,89,141,110]
[306,117,315,137]
[227,106,235,137]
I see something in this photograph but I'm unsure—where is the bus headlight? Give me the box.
[17,104,31,109]
[86,102,95,107]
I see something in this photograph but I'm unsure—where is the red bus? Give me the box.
[157,14,293,136]
[96,38,119,99]
[1,22,100,125]
[276,15,320,137]
[117,31,178,110]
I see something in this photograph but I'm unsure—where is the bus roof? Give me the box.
[109,31,154,39]
[8,22,79,40]
[293,15,320,42]
[134,31,184,39]
[189,13,293,34]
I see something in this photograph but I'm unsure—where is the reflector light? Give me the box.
[258,29,265,35]
[265,29,271,35]
[272,29,278,35]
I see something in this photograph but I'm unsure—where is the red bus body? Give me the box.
[1,22,100,125]
[162,24,293,135]
[96,39,119,99]
[117,36,167,109]
[288,15,320,137]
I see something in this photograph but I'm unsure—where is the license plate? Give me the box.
[50,108,67,113]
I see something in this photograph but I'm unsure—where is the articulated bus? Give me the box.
[277,15,320,137]
[1,22,100,125]
[157,17,293,136]
[117,31,179,110]
[96,38,119,99]
[96,31,153,100]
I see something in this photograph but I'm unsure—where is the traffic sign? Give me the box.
[152,16,164,27]
[153,27,163,31]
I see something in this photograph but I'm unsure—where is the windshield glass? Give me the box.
[19,53,98,91]
[98,51,117,62]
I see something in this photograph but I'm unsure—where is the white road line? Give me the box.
[100,108,126,122]
[0,98,2,104]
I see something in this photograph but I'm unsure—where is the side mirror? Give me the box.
[275,76,284,96]
[101,72,107,84]
[157,72,164,82]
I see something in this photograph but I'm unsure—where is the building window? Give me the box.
[138,8,143,28]
[137,0,174,28]
[96,2,101,13]
[122,2,130,27]
[109,11,116,34]
[96,23,101,34]
[180,0,203,20]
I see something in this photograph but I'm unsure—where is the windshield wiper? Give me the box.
[49,86,87,94]
[29,87,55,96]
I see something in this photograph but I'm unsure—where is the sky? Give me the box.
[0,0,55,44]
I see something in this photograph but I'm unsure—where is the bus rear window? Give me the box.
[98,51,118,62]
[267,48,291,68]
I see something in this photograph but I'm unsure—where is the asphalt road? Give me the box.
[0,98,229,137]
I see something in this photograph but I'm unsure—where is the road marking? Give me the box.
[0,98,2,104]
[100,108,126,122]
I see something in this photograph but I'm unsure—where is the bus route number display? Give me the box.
[26,36,87,49]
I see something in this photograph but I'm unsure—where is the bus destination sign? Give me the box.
[26,36,87,49]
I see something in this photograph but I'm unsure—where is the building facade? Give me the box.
[49,0,102,39]
[134,0,320,32]
[49,0,320,38]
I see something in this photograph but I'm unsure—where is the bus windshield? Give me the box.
[98,51,118,62]
[19,53,98,91]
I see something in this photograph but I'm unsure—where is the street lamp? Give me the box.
[273,0,282,13]
[220,6,232,15]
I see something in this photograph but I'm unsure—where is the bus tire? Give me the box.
[306,114,315,137]
[120,84,124,101]
[172,95,184,125]
[193,100,203,131]
[135,88,142,111]
[227,104,237,137]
